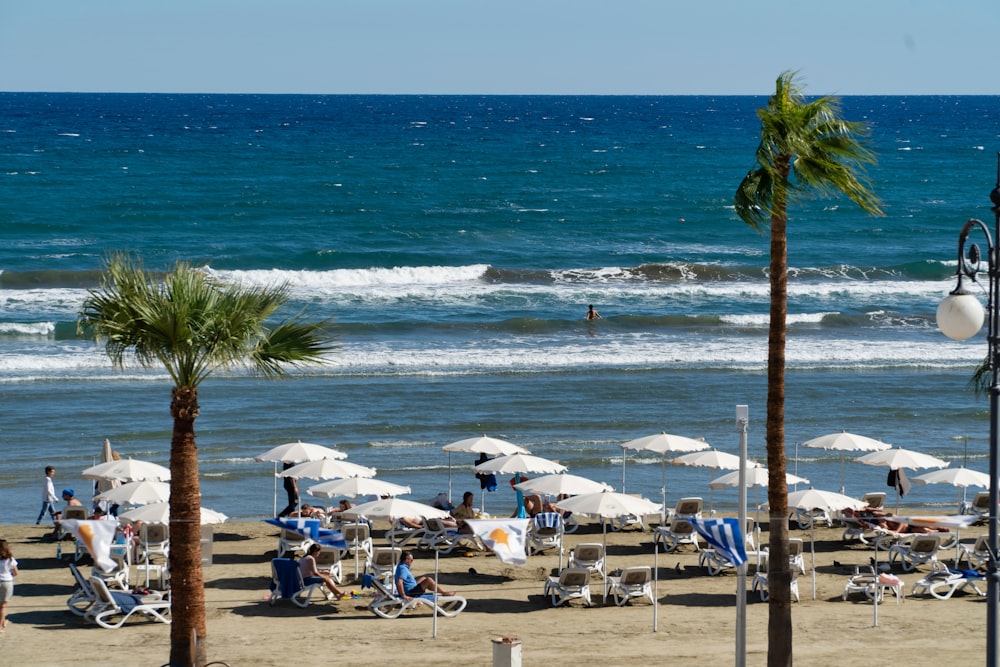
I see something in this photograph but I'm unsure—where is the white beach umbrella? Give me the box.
[709,467,810,490]
[255,441,349,515]
[854,447,949,471]
[913,466,989,490]
[95,480,171,506]
[307,477,411,499]
[855,447,949,513]
[800,431,892,494]
[475,454,567,518]
[784,488,867,600]
[473,453,567,476]
[441,435,530,503]
[555,490,662,602]
[672,449,754,513]
[620,432,711,511]
[279,458,376,481]
[82,457,171,482]
[118,501,228,525]
[513,473,613,497]
[913,467,990,518]
[711,467,810,524]
[254,440,348,463]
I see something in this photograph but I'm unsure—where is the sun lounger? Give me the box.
[85,576,170,629]
[363,574,466,618]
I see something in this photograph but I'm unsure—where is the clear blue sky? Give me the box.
[3,0,998,95]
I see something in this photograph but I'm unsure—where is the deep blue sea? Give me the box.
[2,93,999,524]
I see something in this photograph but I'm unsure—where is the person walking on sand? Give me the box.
[37,466,58,525]
[278,462,299,518]
[586,304,602,321]
[0,539,18,633]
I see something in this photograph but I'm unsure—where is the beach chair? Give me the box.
[268,558,327,608]
[364,574,466,619]
[861,492,886,510]
[58,506,88,558]
[671,497,704,520]
[543,568,592,607]
[342,522,374,562]
[387,517,425,547]
[842,565,902,603]
[698,545,739,576]
[67,563,98,616]
[92,553,131,592]
[607,566,654,606]
[958,534,990,571]
[912,567,986,600]
[654,518,700,553]
[137,523,170,563]
[527,512,564,556]
[366,547,401,585]
[888,534,943,572]
[418,517,483,554]
[314,545,344,584]
[567,543,606,579]
[792,506,831,530]
[751,568,799,603]
[963,491,991,521]
[788,538,806,574]
[276,528,312,559]
[85,576,170,629]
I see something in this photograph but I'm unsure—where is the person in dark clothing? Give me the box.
[278,461,299,517]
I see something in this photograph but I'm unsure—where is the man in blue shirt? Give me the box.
[394,550,456,600]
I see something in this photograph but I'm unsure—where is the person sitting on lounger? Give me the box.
[395,550,455,601]
[299,543,347,600]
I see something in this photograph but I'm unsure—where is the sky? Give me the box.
[2,0,998,96]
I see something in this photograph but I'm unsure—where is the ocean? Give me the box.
[1,92,998,524]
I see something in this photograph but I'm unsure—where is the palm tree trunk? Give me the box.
[766,179,792,667]
[169,386,207,667]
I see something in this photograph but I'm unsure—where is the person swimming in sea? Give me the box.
[586,304,602,321]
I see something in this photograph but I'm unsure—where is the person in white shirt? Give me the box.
[0,539,18,632]
[36,466,58,525]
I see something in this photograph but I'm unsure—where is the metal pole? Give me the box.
[735,404,749,667]
[987,158,1000,667]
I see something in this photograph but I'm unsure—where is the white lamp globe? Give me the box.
[937,292,986,341]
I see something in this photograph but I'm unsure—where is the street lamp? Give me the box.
[936,152,1000,667]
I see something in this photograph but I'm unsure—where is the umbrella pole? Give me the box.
[272,462,278,517]
[447,453,452,505]
[660,457,667,524]
[811,524,816,600]
[840,454,846,495]
[873,546,879,627]
[602,522,608,604]
[653,536,659,632]
[433,549,439,638]
[621,447,626,494]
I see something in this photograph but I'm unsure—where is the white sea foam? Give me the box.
[208,264,491,289]
[0,321,56,335]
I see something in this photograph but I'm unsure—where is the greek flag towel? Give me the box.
[690,517,747,567]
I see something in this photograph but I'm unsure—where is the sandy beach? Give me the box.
[0,514,987,667]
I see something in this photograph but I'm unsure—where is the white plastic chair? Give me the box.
[543,568,592,607]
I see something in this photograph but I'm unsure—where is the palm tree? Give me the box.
[734,72,882,666]
[79,254,333,667]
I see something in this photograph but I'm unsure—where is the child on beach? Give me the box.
[0,539,18,632]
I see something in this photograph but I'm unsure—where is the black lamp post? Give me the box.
[936,152,1000,667]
